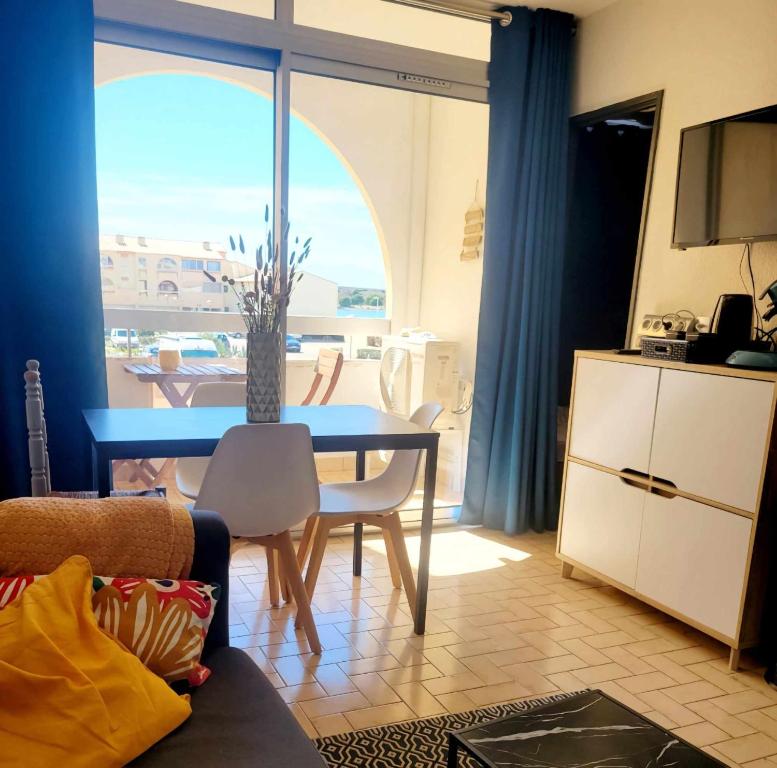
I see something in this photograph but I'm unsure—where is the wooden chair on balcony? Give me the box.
[23,360,163,499]
[301,348,344,406]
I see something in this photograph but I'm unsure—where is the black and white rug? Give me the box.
[315,692,578,768]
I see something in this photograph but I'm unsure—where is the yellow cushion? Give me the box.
[0,555,191,768]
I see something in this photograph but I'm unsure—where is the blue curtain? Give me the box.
[461,7,574,534]
[0,0,107,499]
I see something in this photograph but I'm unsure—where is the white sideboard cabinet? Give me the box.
[557,351,777,669]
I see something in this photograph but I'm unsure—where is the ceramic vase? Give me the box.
[246,331,281,423]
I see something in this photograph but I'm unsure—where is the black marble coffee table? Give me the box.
[447,690,725,767]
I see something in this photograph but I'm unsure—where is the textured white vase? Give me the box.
[246,331,281,423]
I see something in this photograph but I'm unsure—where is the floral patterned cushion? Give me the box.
[0,574,219,687]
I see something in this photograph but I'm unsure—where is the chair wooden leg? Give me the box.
[266,546,280,607]
[384,512,417,621]
[280,564,292,604]
[277,530,321,655]
[297,516,319,572]
[298,518,331,629]
[382,527,402,589]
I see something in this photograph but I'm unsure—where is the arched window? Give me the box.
[101,277,115,292]
[157,257,177,271]
[100,255,114,268]
[158,280,178,295]
[95,73,388,317]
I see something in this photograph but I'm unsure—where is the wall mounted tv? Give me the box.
[672,103,777,248]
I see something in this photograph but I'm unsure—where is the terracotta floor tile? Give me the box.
[464,680,535,707]
[618,671,677,694]
[152,527,777,760]
[423,672,485,696]
[299,691,372,719]
[289,703,319,739]
[344,702,416,730]
[637,689,705,727]
[379,663,444,687]
[665,680,728,704]
[572,662,631,685]
[312,713,351,737]
[314,663,359,696]
[278,682,328,703]
[672,721,730,747]
[393,681,448,717]
[350,672,401,705]
[715,691,777,715]
[714,733,777,764]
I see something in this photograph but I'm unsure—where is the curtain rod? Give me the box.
[382,0,513,26]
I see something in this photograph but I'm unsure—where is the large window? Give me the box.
[95,0,490,506]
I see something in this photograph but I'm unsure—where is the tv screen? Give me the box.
[672,105,777,248]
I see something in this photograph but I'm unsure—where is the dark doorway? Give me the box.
[558,92,662,406]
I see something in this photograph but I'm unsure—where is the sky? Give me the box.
[94,73,386,290]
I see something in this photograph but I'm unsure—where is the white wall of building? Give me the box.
[574,0,777,344]
[419,97,489,384]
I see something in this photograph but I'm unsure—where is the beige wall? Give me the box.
[574,0,777,344]
[419,97,489,384]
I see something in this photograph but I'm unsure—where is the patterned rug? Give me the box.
[315,692,579,767]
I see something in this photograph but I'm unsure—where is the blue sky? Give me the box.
[95,74,386,290]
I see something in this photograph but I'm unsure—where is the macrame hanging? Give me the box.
[460,180,484,261]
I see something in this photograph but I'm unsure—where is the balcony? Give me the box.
[106,345,466,516]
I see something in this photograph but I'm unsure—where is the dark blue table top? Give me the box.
[83,404,438,457]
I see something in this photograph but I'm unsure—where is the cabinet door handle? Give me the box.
[620,467,650,481]
[650,475,678,499]
[619,474,650,492]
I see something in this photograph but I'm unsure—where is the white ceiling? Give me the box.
[514,0,619,16]
[426,0,619,19]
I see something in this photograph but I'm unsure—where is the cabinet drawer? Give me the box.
[636,493,752,639]
[650,370,773,512]
[568,358,659,474]
[559,462,645,588]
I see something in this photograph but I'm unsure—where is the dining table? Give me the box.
[82,404,439,635]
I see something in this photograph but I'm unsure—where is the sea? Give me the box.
[336,308,386,319]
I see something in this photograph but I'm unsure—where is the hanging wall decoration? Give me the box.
[460,181,484,261]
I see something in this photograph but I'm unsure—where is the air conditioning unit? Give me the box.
[380,335,460,427]
[379,335,464,513]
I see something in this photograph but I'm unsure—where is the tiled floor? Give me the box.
[227,527,777,767]
[117,462,777,766]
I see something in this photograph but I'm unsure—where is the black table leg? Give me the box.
[93,444,112,498]
[447,734,458,768]
[353,449,366,577]
[414,441,437,635]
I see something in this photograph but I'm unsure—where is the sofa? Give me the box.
[122,509,325,767]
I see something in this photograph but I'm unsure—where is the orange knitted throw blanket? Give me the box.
[0,496,194,579]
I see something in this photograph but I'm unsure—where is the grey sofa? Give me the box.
[131,509,325,767]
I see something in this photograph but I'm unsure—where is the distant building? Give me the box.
[99,234,338,316]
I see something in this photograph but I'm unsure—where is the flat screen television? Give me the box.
[672,104,777,248]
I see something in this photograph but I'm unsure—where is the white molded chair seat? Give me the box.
[318,475,412,517]
[194,422,322,654]
[176,382,245,500]
[298,402,443,628]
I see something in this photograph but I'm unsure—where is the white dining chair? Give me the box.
[194,423,322,654]
[298,402,443,627]
[176,382,246,500]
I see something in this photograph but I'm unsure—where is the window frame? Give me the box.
[94,0,490,391]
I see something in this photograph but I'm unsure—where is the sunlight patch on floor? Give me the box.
[364,529,532,577]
